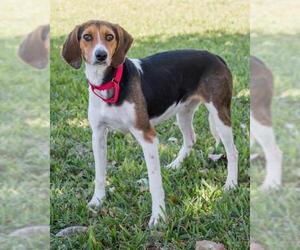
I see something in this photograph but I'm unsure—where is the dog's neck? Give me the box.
[85,63,107,85]
[85,63,116,99]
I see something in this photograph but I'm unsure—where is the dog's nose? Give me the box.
[95,49,107,62]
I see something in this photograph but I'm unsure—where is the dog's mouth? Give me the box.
[93,60,107,66]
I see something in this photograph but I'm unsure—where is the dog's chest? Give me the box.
[88,91,136,131]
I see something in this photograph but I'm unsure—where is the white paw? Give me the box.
[166,158,182,169]
[148,212,165,228]
[87,195,103,208]
[224,180,237,190]
[261,179,281,191]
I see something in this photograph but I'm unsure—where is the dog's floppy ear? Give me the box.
[41,24,50,41]
[18,24,49,69]
[111,24,133,68]
[62,25,82,69]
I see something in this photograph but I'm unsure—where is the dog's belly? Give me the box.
[150,102,186,125]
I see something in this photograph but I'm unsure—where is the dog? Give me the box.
[250,56,282,189]
[18,24,50,69]
[62,20,238,226]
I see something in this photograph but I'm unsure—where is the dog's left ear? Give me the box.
[111,24,133,67]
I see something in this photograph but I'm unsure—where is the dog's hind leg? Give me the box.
[209,112,220,147]
[205,102,238,189]
[167,100,199,169]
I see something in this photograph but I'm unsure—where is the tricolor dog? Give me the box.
[62,20,238,226]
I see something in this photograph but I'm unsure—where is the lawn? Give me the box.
[50,1,250,249]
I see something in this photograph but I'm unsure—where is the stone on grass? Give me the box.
[195,240,225,250]
[250,242,265,250]
[56,226,88,237]
[208,154,224,162]
[9,225,49,237]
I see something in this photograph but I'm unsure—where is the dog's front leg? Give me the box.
[130,128,165,227]
[88,125,108,207]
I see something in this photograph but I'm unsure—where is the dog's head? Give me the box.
[18,24,50,69]
[62,20,133,69]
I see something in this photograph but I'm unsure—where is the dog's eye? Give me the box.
[105,34,114,41]
[83,34,92,41]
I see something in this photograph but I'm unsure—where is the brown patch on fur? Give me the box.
[186,94,206,103]
[62,20,133,69]
[125,72,157,143]
[250,56,273,126]
[143,127,157,143]
[196,59,233,126]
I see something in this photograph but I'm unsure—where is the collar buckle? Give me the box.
[112,78,119,84]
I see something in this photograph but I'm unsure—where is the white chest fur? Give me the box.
[88,91,136,131]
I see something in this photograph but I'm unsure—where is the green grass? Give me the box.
[50,1,249,249]
[0,0,49,248]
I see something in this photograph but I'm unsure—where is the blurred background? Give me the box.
[250,0,300,249]
[0,0,49,249]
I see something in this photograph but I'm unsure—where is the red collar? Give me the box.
[87,64,124,104]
